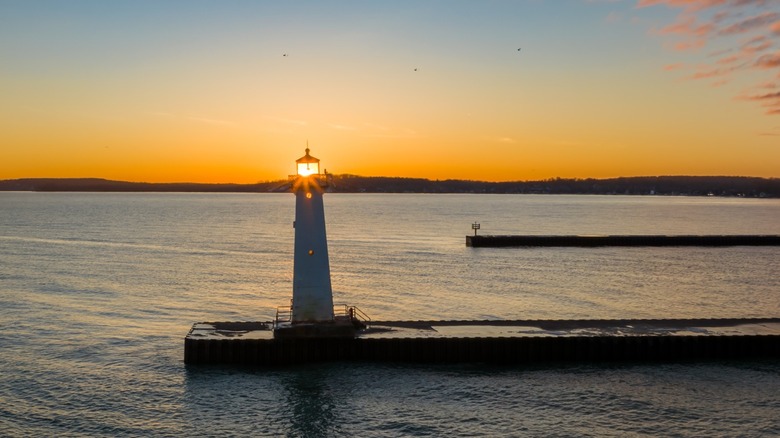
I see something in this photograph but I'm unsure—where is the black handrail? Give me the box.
[334,304,371,325]
[275,304,371,328]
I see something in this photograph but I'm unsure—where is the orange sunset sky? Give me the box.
[1,0,779,183]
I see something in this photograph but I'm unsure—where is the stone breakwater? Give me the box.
[466,235,780,247]
[184,318,780,366]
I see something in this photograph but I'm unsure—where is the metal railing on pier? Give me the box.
[334,304,371,327]
[274,306,292,327]
[274,304,370,328]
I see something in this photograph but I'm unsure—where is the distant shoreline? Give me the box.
[0,175,778,198]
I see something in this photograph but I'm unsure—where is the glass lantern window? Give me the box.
[297,161,319,176]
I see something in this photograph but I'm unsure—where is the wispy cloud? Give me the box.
[637,0,780,115]
[755,51,780,69]
[656,15,714,37]
[759,125,780,136]
[718,12,780,36]
[739,90,780,114]
[638,0,772,13]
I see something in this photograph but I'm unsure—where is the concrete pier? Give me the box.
[184,318,780,366]
[466,235,780,247]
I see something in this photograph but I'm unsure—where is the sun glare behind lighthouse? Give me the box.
[297,162,318,176]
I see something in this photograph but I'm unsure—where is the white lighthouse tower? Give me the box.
[274,147,365,338]
[291,147,334,322]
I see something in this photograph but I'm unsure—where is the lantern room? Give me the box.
[296,148,320,177]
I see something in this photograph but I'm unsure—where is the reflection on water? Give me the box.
[181,362,780,437]
[283,368,337,437]
[182,366,340,436]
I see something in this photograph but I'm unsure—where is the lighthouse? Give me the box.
[274,147,365,338]
[291,147,334,322]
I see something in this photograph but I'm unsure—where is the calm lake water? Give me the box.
[1,193,779,436]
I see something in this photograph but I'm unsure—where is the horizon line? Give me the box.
[2,174,779,186]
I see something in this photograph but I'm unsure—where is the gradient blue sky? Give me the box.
[1,0,778,182]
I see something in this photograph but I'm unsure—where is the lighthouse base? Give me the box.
[273,320,359,339]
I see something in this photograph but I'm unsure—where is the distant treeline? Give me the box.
[332,175,780,197]
[1,176,778,197]
[0,178,282,193]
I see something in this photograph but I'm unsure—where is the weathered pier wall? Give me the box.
[184,321,780,366]
[466,235,780,247]
[184,335,780,366]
